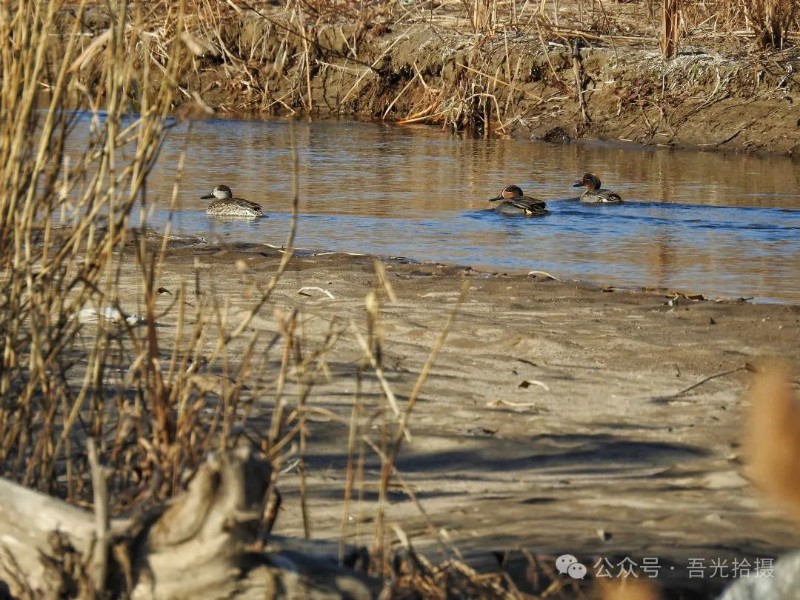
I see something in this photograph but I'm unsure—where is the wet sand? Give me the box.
[120,236,800,595]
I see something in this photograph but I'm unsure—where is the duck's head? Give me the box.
[489,185,524,201]
[201,185,233,200]
[573,173,601,191]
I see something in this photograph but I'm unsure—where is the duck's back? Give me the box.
[581,189,622,204]
[207,197,263,217]
[496,196,548,216]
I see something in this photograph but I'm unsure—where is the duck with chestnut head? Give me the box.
[573,173,623,204]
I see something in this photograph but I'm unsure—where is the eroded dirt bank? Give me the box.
[65,4,800,155]
[114,237,800,596]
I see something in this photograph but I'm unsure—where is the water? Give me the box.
[67,117,800,303]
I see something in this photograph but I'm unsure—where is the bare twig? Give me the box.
[572,39,591,124]
[373,281,470,565]
[668,366,747,399]
[88,439,109,593]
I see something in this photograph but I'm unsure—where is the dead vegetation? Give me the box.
[744,365,800,523]
[49,0,800,143]
[0,1,587,597]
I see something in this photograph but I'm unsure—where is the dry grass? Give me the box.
[49,0,798,136]
[746,0,799,49]
[0,2,558,596]
[745,365,800,522]
[660,0,680,58]
[0,0,187,497]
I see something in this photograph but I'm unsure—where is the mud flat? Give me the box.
[110,236,800,596]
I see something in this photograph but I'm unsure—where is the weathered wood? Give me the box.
[0,476,96,595]
[88,439,110,594]
[0,447,378,599]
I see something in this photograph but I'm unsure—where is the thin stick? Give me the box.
[350,323,400,417]
[669,366,747,399]
[221,121,300,345]
[456,62,544,101]
[572,39,591,124]
[88,439,109,594]
[341,26,414,103]
[382,73,419,120]
[661,0,681,58]
[339,357,364,562]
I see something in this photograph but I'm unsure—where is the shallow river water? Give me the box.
[73,117,800,303]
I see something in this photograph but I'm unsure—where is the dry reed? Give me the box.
[745,365,800,522]
[40,0,791,138]
[661,0,681,58]
[746,0,798,49]
[0,0,187,499]
[0,2,528,596]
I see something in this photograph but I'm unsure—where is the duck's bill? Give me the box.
[200,194,215,199]
[488,195,504,201]
[572,181,583,187]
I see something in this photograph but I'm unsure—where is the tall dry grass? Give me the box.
[660,0,681,58]
[57,0,789,139]
[0,0,183,495]
[746,0,798,49]
[683,0,798,48]
[0,3,506,596]
[0,0,308,509]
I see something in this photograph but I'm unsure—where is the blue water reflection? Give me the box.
[62,116,800,303]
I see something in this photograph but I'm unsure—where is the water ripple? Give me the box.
[61,117,800,303]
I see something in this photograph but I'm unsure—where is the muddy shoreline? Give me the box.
[192,19,800,156]
[114,233,800,596]
[63,4,800,156]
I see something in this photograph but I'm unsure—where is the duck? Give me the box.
[489,185,548,217]
[573,173,623,203]
[201,185,263,218]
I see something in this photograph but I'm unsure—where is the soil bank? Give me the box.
[67,4,800,155]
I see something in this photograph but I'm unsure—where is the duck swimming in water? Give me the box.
[202,185,264,218]
[489,185,548,217]
[573,173,623,203]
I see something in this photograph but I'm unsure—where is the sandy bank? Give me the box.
[112,235,800,595]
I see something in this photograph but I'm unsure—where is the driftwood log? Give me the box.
[0,447,377,598]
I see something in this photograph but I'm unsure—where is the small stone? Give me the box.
[596,529,612,542]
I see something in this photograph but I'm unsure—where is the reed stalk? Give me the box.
[746,0,798,49]
[661,0,681,58]
[0,0,199,502]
